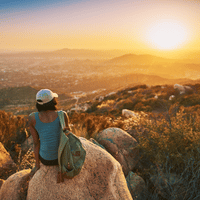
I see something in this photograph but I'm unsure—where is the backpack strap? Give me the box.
[57,110,69,183]
[58,111,66,130]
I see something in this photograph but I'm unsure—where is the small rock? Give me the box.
[126,171,147,200]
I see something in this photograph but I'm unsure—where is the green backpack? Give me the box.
[57,111,86,182]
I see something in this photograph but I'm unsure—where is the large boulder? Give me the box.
[96,127,139,176]
[26,137,132,200]
[0,142,17,179]
[0,169,31,200]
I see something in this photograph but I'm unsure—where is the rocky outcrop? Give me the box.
[1,137,132,200]
[0,169,31,200]
[96,127,139,176]
[0,142,17,179]
[27,137,132,200]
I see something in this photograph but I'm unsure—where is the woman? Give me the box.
[29,89,71,175]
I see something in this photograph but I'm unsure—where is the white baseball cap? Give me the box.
[36,89,58,105]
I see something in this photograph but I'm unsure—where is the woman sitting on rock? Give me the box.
[28,89,71,176]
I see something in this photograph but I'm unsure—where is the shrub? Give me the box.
[70,113,125,138]
[0,111,27,149]
[97,100,115,113]
[134,102,152,112]
[115,98,140,111]
[104,93,118,101]
[86,100,100,113]
[134,107,200,199]
[137,107,200,174]
[178,94,200,107]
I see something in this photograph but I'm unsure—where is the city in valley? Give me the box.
[0,49,200,115]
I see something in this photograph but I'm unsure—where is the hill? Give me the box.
[106,54,175,65]
[0,86,37,104]
[51,48,126,59]
[104,53,200,80]
[0,49,127,60]
[84,82,200,116]
[0,86,72,115]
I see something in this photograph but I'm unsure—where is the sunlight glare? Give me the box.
[148,22,188,50]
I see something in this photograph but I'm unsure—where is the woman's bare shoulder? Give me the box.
[28,112,37,123]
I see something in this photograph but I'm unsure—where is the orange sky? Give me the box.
[1,0,200,56]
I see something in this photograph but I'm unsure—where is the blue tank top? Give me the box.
[35,112,62,160]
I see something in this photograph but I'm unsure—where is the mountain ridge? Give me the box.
[107,53,185,65]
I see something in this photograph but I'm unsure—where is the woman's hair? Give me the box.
[36,98,58,112]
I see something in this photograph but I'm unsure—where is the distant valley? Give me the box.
[0,49,200,115]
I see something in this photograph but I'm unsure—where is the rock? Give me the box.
[169,95,175,101]
[122,109,140,119]
[174,84,193,95]
[26,137,132,200]
[96,127,139,176]
[126,171,147,200]
[0,169,31,200]
[174,84,185,94]
[0,142,17,179]
[0,179,5,190]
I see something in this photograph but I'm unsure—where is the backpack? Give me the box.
[57,111,86,182]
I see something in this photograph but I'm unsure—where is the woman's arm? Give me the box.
[28,113,40,169]
[63,111,71,131]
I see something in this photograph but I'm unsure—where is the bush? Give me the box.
[178,94,200,107]
[134,102,152,112]
[0,111,27,149]
[135,107,200,199]
[97,100,115,113]
[86,100,100,113]
[70,113,125,138]
[115,98,139,111]
[138,107,200,171]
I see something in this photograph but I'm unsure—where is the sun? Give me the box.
[147,21,188,50]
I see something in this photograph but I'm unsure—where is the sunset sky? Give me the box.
[1,0,200,55]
